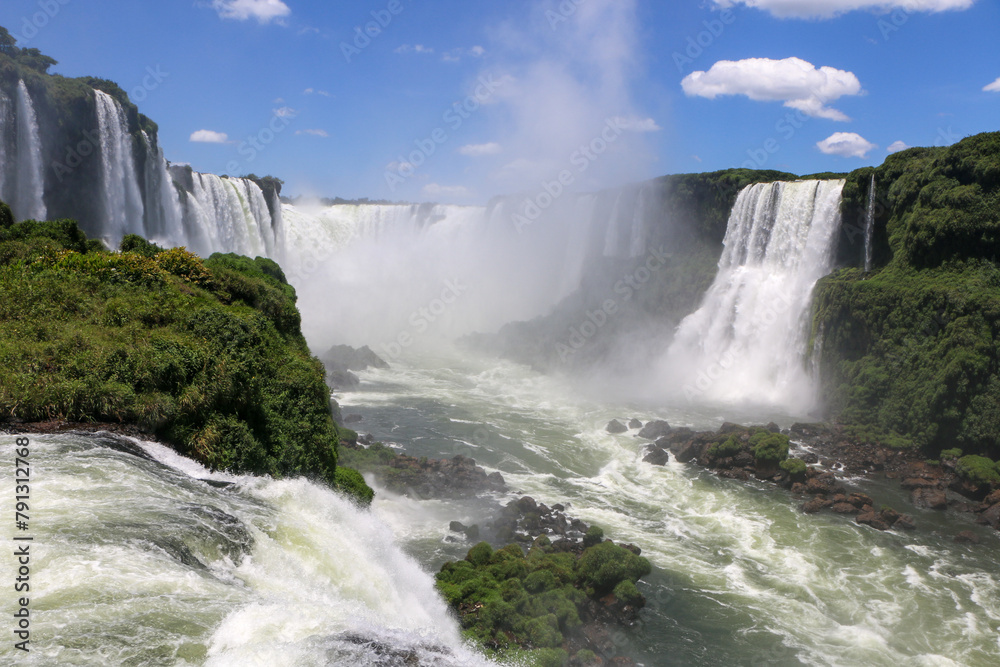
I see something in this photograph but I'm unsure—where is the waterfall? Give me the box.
[628,183,651,258]
[0,89,10,208]
[864,173,876,272]
[140,131,186,248]
[13,80,46,221]
[95,90,145,241]
[180,173,277,258]
[663,179,845,411]
[602,193,623,256]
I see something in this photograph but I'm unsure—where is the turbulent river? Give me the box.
[2,349,1000,666]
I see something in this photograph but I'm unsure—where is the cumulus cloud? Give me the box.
[682,57,862,121]
[709,0,975,19]
[211,0,290,23]
[817,132,877,158]
[984,77,1000,92]
[190,130,230,144]
[887,140,910,153]
[273,106,297,118]
[422,183,473,199]
[459,142,503,157]
[297,129,330,138]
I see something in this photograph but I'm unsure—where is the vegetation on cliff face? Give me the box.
[0,213,372,502]
[814,133,1000,458]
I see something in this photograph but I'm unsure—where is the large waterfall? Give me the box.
[95,90,146,240]
[663,179,845,411]
[0,81,46,222]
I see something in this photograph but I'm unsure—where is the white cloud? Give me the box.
[211,0,290,23]
[304,88,331,97]
[887,140,910,153]
[470,45,486,57]
[395,44,434,55]
[692,155,703,162]
[984,77,1000,92]
[296,129,330,138]
[190,130,230,144]
[682,57,862,121]
[459,142,503,157]
[709,0,975,19]
[612,116,662,132]
[273,106,297,118]
[442,46,486,63]
[817,132,877,158]
[422,183,473,199]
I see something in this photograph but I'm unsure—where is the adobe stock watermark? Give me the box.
[379,279,469,360]
[51,66,169,183]
[11,0,71,44]
[511,117,628,234]
[341,0,405,63]
[383,74,505,192]
[555,247,671,362]
[225,108,298,174]
[877,6,914,41]
[672,8,737,73]
[740,109,811,170]
[545,0,588,29]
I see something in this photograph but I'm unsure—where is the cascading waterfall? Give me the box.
[0,89,10,207]
[95,90,145,241]
[13,80,46,221]
[181,173,277,258]
[140,131,186,248]
[864,173,876,272]
[662,179,845,411]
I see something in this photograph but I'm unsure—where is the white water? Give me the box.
[662,180,845,412]
[0,88,9,208]
[337,349,1000,667]
[864,174,876,272]
[12,81,46,221]
[180,173,277,258]
[0,434,497,666]
[95,90,145,241]
[141,131,186,249]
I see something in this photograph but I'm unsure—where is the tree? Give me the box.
[17,48,57,73]
[0,27,18,56]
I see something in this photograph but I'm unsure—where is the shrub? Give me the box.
[955,455,1000,486]
[582,525,604,548]
[524,614,562,649]
[752,432,790,464]
[940,448,963,460]
[155,247,216,289]
[0,199,13,229]
[576,541,651,597]
[613,579,644,607]
[779,458,807,480]
[466,542,494,567]
[532,648,570,667]
[707,435,742,459]
[119,233,163,257]
[335,466,374,506]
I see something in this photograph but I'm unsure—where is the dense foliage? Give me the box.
[814,133,1000,457]
[0,215,371,501]
[436,535,650,666]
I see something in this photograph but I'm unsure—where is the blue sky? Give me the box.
[1,0,998,203]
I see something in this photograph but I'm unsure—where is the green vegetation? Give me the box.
[750,431,790,464]
[955,455,1000,487]
[436,535,650,665]
[779,458,808,480]
[815,133,1000,458]
[940,448,963,460]
[707,435,742,459]
[0,216,372,503]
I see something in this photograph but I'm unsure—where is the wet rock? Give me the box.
[977,503,1000,530]
[847,493,874,509]
[982,489,1000,507]
[856,511,890,531]
[765,422,782,434]
[717,422,744,435]
[449,521,467,533]
[901,477,939,490]
[879,507,901,526]
[949,476,992,502]
[326,369,360,389]
[606,419,628,434]
[637,420,672,440]
[911,487,948,510]
[517,496,538,513]
[628,418,643,430]
[673,440,704,464]
[805,474,842,496]
[642,447,670,466]
[955,531,980,545]
[893,514,916,530]
[832,502,860,515]
[802,497,833,513]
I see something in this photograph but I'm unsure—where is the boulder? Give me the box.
[717,422,744,435]
[628,418,643,430]
[606,419,628,434]
[449,521,468,533]
[893,514,916,530]
[642,448,670,466]
[856,511,890,531]
[847,493,874,509]
[977,503,1000,530]
[673,441,703,464]
[955,530,980,545]
[911,487,948,510]
[801,497,833,514]
[832,502,860,515]
[637,420,672,440]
